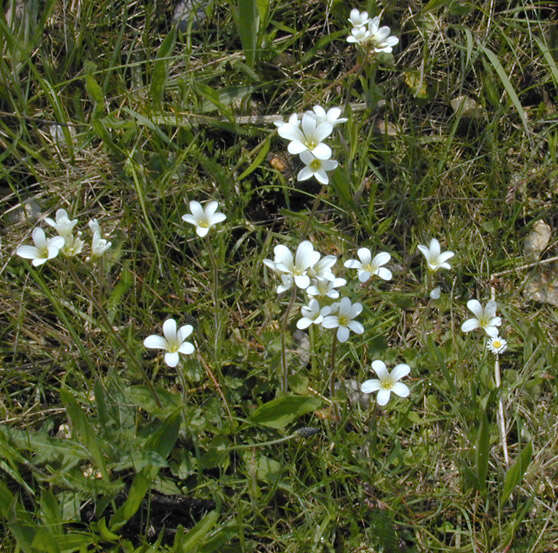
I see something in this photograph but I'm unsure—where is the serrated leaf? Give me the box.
[501,442,533,504]
[250,395,322,429]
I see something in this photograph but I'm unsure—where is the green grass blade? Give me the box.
[150,28,176,111]
[501,442,533,504]
[535,36,558,89]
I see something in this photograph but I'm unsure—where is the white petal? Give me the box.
[485,326,500,338]
[321,316,338,329]
[182,214,196,225]
[358,270,371,283]
[296,318,312,330]
[344,259,361,269]
[391,364,410,381]
[16,245,40,260]
[392,382,409,398]
[373,251,391,266]
[371,360,388,379]
[311,143,332,160]
[210,212,226,225]
[178,342,195,355]
[205,201,218,216]
[466,299,483,317]
[164,352,180,367]
[279,125,304,142]
[48,236,65,250]
[297,167,313,181]
[177,325,193,342]
[32,257,48,266]
[485,301,498,317]
[295,241,317,270]
[361,379,381,393]
[375,267,392,281]
[162,319,177,341]
[376,389,391,406]
[299,150,314,165]
[461,318,480,333]
[144,335,167,350]
[294,274,310,289]
[189,201,204,220]
[357,248,372,264]
[337,326,350,342]
[32,227,47,248]
[287,140,307,155]
[196,226,210,237]
[347,321,364,335]
[314,168,329,185]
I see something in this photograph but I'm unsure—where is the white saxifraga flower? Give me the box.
[348,8,370,28]
[307,255,337,282]
[296,299,325,330]
[263,240,320,292]
[144,318,195,368]
[88,219,111,259]
[307,276,346,300]
[277,112,333,160]
[321,297,364,343]
[360,360,410,406]
[45,208,78,238]
[461,300,502,338]
[417,238,454,272]
[306,106,347,127]
[16,227,65,266]
[366,16,399,54]
[346,25,371,44]
[297,151,338,185]
[273,112,299,131]
[487,336,507,354]
[182,200,226,237]
[344,248,392,283]
[430,286,441,300]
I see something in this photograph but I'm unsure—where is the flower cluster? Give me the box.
[275,106,346,185]
[16,209,111,266]
[346,9,399,54]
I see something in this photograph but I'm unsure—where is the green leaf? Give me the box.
[151,28,176,110]
[480,45,529,134]
[144,409,181,461]
[238,136,270,181]
[85,74,105,117]
[501,442,533,504]
[110,469,152,531]
[250,395,322,429]
[174,510,219,553]
[236,0,259,67]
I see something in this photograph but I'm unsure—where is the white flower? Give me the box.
[263,240,320,291]
[297,151,338,185]
[321,297,364,343]
[277,112,333,160]
[16,227,65,267]
[307,277,346,299]
[430,286,441,300]
[143,318,195,367]
[88,219,111,259]
[307,255,337,282]
[44,208,78,237]
[306,106,347,127]
[360,360,410,406]
[296,299,326,330]
[344,248,392,283]
[346,25,371,44]
[417,238,454,272]
[62,233,85,257]
[461,300,502,338]
[366,16,399,53]
[487,336,507,354]
[273,112,299,130]
[182,200,226,237]
[348,8,370,27]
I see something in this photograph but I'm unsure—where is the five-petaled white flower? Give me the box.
[307,276,347,299]
[144,318,195,367]
[297,151,338,185]
[88,219,111,259]
[182,200,226,237]
[306,106,347,127]
[277,112,333,160]
[16,227,65,266]
[321,297,364,343]
[461,300,502,337]
[263,240,320,291]
[346,25,371,44]
[417,238,454,272]
[360,360,410,406]
[365,16,399,54]
[296,299,326,330]
[348,8,370,28]
[344,248,392,283]
[487,336,507,355]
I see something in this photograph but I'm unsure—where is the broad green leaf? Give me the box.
[110,469,152,531]
[501,442,533,504]
[144,409,181,461]
[237,0,259,67]
[151,28,176,110]
[174,510,219,553]
[250,395,322,429]
[238,136,270,181]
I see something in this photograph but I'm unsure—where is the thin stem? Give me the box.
[67,262,162,408]
[329,333,338,417]
[494,354,510,467]
[206,240,221,358]
[280,285,297,393]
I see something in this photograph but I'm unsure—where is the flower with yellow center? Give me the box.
[360,360,410,406]
[344,248,392,283]
[461,299,502,338]
[487,336,507,354]
[297,151,338,185]
[277,112,333,160]
[144,318,195,367]
[16,227,65,267]
[321,297,363,343]
[182,200,226,237]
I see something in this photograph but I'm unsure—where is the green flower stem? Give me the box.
[67,262,162,408]
[329,333,338,416]
[206,240,222,359]
[494,354,510,467]
[280,285,297,393]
